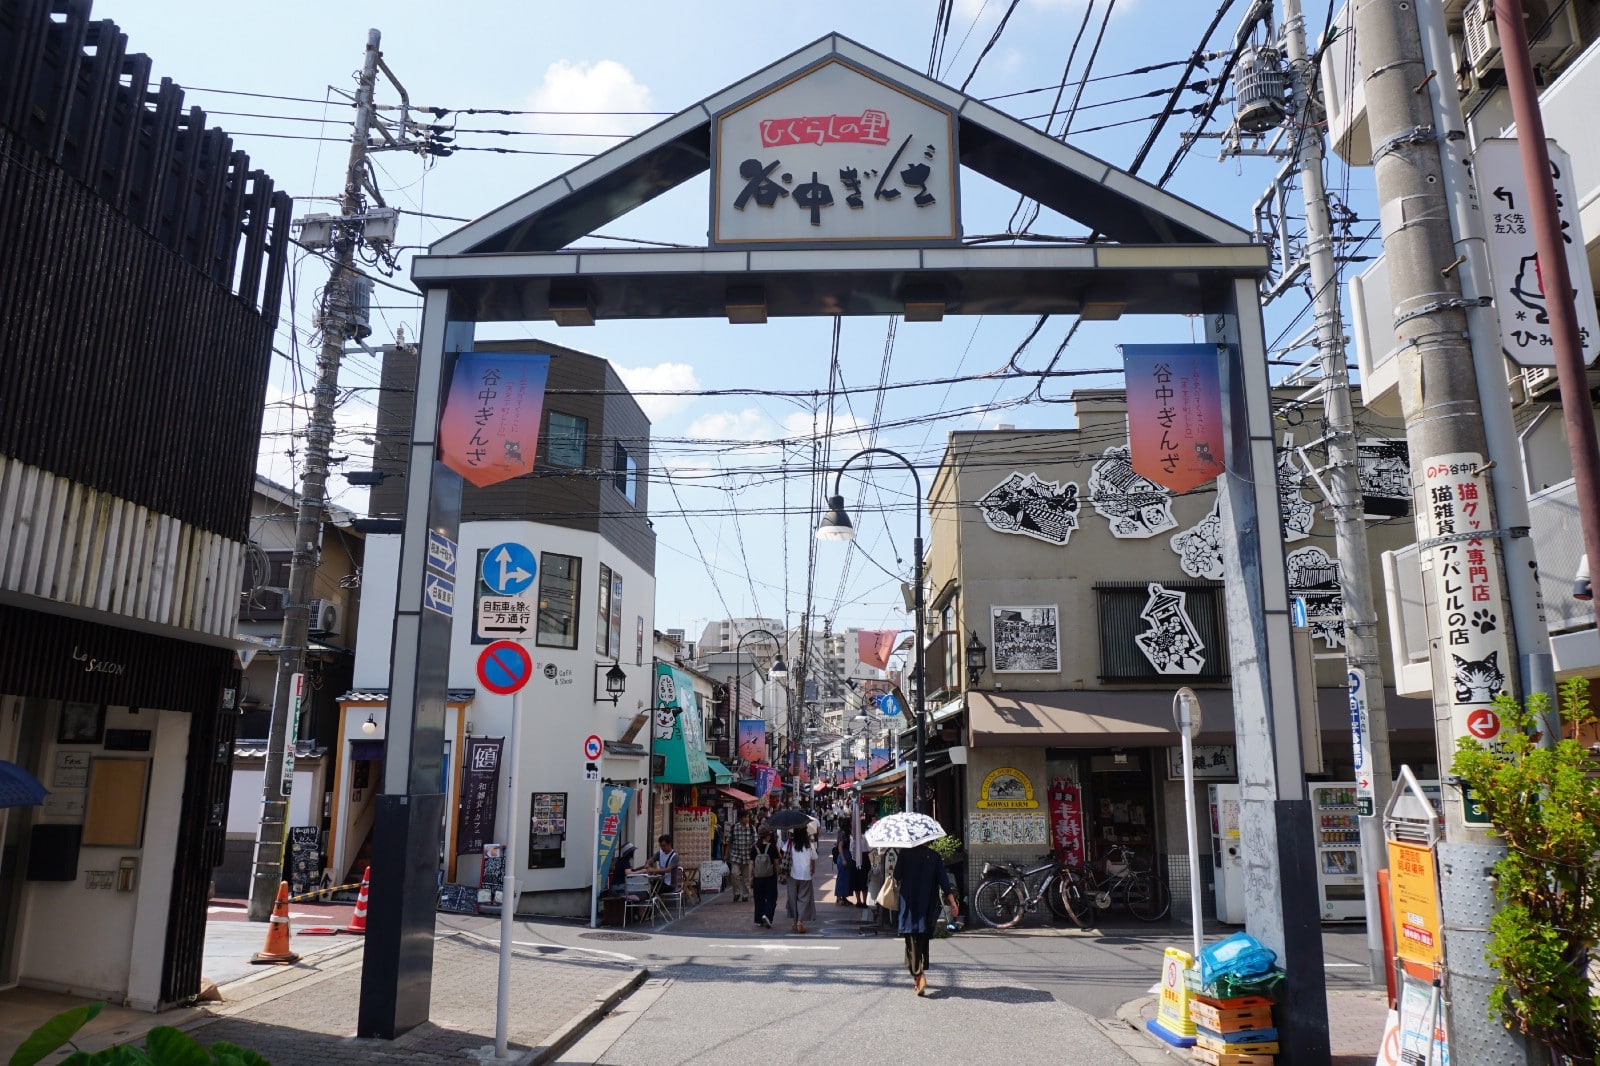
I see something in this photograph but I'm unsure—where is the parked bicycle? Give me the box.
[1058,844,1170,924]
[970,853,1076,929]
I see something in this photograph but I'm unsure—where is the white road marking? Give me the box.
[510,938,639,962]
[706,943,841,951]
[1325,963,1365,968]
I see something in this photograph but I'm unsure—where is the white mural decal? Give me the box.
[991,605,1060,673]
[1134,583,1206,674]
[1277,450,1316,542]
[1170,499,1225,579]
[1088,446,1177,538]
[1358,437,1412,519]
[1286,545,1346,648]
[977,471,1081,545]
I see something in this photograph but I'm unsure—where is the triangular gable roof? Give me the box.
[432,34,1249,258]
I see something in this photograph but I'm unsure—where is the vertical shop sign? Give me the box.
[1049,778,1086,868]
[1121,343,1226,493]
[439,352,550,488]
[594,785,634,889]
[457,737,504,854]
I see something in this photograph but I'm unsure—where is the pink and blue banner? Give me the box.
[439,352,551,488]
[1122,343,1225,493]
[754,764,781,798]
[869,748,890,775]
[737,719,767,765]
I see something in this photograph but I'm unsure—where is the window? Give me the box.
[613,442,637,504]
[536,552,580,649]
[545,411,588,468]
[1094,581,1229,681]
[596,564,613,656]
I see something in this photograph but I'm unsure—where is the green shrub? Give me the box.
[7,1002,271,1066]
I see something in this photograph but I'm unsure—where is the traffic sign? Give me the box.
[482,542,537,596]
[477,640,534,695]
[427,530,457,578]
[584,734,604,760]
[477,596,535,638]
[584,762,600,782]
[1349,668,1375,816]
[1466,708,1500,741]
[424,573,454,617]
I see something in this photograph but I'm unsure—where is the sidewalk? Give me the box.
[1116,982,1390,1065]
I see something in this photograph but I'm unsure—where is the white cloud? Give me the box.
[523,59,654,154]
[687,407,776,442]
[614,361,699,422]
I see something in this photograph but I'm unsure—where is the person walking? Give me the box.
[750,827,780,929]
[894,842,959,995]
[831,826,854,905]
[727,810,755,902]
[784,826,818,934]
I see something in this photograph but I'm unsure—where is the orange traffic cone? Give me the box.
[340,866,370,935]
[249,882,301,965]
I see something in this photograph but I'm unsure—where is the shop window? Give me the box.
[545,411,588,468]
[529,791,567,868]
[596,564,613,656]
[536,552,580,649]
[1093,581,1229,681]
[613,442,637,504]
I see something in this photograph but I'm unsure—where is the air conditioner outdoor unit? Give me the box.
[308,599,341,636]
[1463,0,1579,79]
[1522,363,1559,399]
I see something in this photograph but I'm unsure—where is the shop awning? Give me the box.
[717,785,760,807]
[968,687,1434,748]
[704,758,735,785]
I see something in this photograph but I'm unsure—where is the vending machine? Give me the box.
[1309,783,1365,921]
[1208,783,1245,924]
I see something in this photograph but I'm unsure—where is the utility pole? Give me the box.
[248,29,383,923]
[1280,0,1393,984]
[1353,1,1546,1060]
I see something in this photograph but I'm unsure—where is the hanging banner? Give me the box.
[595,784,635,891]
[1048,778,1086,868]
[456,737,504,855]
[1121,343,1226,493]
[858,629,899,671]
[869,748,891,775]
[439,352,551,488]
[754,764,781,798]
[853,758,869,782]
[794,751,810,783]
[652,663,710,785]
[737,719,768,765]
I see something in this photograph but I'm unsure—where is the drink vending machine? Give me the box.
[1208,783,1245,924]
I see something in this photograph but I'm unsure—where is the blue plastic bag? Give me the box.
[1198,931,1278,987]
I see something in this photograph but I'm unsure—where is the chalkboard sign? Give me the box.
[287,826,321,897]
[478,842,504,906]
[437,883,478,915]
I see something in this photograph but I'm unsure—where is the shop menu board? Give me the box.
[437,883,478,914]
[287,826,322,897]
[529,792,567,869]
[672,807,712,866]
[479,843,504,906]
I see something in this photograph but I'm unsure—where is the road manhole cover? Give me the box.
[580,931,651,941]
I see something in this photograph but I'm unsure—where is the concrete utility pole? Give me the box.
[1352,1,1544,1060]
[248,28,383,923]
[1280,0,1393,984]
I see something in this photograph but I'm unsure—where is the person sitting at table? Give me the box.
[635,834,679,891]
[608,842,637,896]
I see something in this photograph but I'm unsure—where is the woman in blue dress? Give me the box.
[832,827,854,904]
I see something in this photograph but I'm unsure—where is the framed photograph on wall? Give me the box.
[990,605,1060,673]
[56,702,105,745]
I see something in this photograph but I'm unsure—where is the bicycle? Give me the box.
[970,853,1077,929]
[1058,844,1171,924]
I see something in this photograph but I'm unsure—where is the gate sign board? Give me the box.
[1473,138,1598,369]
[711,57,959,245]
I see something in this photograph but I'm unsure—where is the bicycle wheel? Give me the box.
[1057,869,1093,928]
[1125,874,1171,922]
[972,879,1026,929]
[1044,874,1070,920]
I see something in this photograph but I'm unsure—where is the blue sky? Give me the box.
[109,0,1363,638]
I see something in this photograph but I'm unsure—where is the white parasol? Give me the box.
[863,812,946,849]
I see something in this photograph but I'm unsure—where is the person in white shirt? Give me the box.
[784,826,818,933]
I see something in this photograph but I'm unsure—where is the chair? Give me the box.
[656,867,688,920]
[622,873,664,927]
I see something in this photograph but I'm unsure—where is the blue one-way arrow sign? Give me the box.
[482,542,537,596]
[424,573,455,617]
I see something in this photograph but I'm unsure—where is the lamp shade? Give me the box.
[769,654,789,680]
[815,495,856,541]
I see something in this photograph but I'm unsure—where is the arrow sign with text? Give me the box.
[477,640,534,696]
[477,596,535,638]
[482,542,537,597]
[423,573,454,617]
[427,530,457,579]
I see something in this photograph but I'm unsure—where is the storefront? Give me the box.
[651,663,714,872]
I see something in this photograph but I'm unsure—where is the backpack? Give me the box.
[753,845,776,879]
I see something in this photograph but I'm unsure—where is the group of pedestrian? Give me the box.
[831,824,870,907]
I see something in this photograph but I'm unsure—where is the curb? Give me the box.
[527,968,649,1065]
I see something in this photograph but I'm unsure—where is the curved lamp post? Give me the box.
[815,447,926,814]
[733,627,788,768]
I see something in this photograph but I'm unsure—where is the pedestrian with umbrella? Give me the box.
[866,812,959,996]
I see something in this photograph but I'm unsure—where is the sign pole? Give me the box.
[590,772,603,928]
[493,685,522,1060]
[1174,687,1204,963]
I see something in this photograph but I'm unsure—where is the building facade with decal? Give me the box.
[0,1,291,1010]
[344,340,656,916]
[924,389,1433,914]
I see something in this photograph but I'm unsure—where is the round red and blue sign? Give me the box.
[584,734,604,760]
[476,640,533,695]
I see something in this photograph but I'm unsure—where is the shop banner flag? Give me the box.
[595,785,634,890]
[858,629,899,671]
[439,352,551,487]
[1121,343,1225,493]
[456,737,504,854]
[737,718,767,764]
[869,748,891,774]
[754,764,780,798]
[1048,778,1086,869]
[854,758,869,782]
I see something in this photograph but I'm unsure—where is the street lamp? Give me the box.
[815,447,927,814]
[965,630,988,687]
[733,628,787,766]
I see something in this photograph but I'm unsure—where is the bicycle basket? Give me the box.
[981,862,1012,880]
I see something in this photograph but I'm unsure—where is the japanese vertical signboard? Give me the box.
[711,57,958,245]
[1121,344,1226,493]
[1473,138,1597,368]
[1348,668,1375,817]
[456,737,504,855]
[595,784,634,890]
[438,352,551,487]
[1048,777,1086,869]
[1420,452,1511,825]
[1387,840,1443,968]
[283,672,304,795]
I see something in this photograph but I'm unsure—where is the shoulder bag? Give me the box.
[875,869,900,910]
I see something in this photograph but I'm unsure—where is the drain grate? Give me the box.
[579,931,651,941]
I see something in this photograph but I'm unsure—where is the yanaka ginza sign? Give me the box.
[711,57,960,245]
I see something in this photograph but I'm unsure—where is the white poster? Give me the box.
[991,605,1060,673]
[1358,437,1412,520]
[1170,499,1225,579]
[1286,545,1346,648]
[1277,450,1316,542]
[977,472,1081,545]
[1134,583,1206,674]
[1088,446,1176,538]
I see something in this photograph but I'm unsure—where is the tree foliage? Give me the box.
[1452,677,1600,1064]
[7,1003,271,1066]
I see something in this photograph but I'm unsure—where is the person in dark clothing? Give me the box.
[750,827,780,929]
[894,842,958,995]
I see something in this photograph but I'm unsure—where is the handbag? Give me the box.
[777,843,792,885]
[875,873,900,910]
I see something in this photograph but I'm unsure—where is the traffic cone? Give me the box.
[340,866,370,935]
[249,882,301,965]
